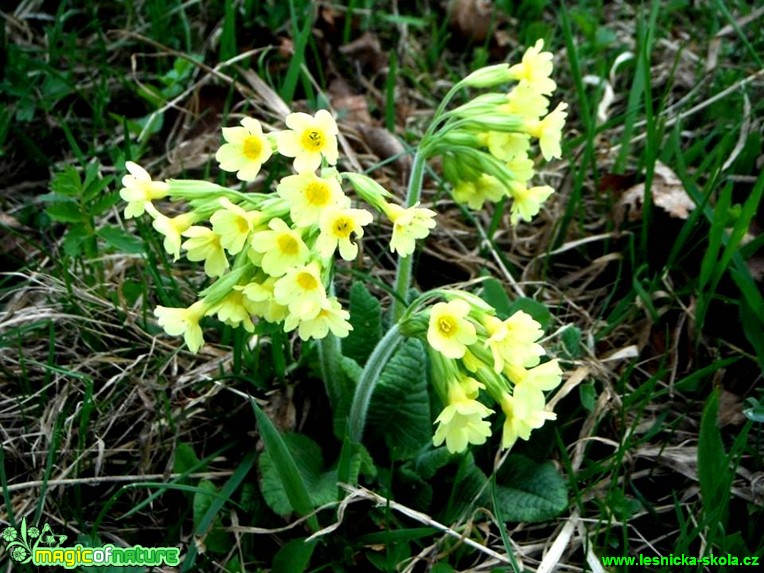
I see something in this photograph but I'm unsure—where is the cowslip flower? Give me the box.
[524,102,568,160]
[509,183,554,225]
[507,39,556,95]
[433,377,494,453]
[315,207,374,260]
[276,110,339,173]
[501,81,550,119]
[427,299,478,359]
[273,261,327,320]
[499,383,556,450]
[384,203,437,257]
[215,117,273,181]
[250,218,310,277]
[277,172,347,227]
[119,162,170,219]
[485,132,530,162]
[209,290,258,333]
[155,300,208,353]
[284,297,352,340]
[452,174,506,210]
[237,278,288,323]
[505,359,563,392]
[145,204,197,260]
[210,198,262,255]
[482,311,546,372]
[181,226,229,277]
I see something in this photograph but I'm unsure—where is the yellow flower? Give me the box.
[483,311,545,371]
[154,300,208,353]
[501,81,550,119]
[452,174,506,210]
[250,218,310,277]
[119,161,169,219]
[509,183,554,225]
[215,117,273,181]
[315,207,374,260]
[505,359,562,391]
[273,261,327,320]
[427,299,477,359]
[181,226,229,277]
[277,172,347,227]
[284,297,352,340]
[433,378,493,453]
[276,110,339,173]
[485,132,530,162]
[507,154,535,183]
[384,203,437,258]
[145,204,196,261]
[209,289,258,333]
[210,198,262,255]
[507,39,556,95]
[499,383,556,450]
[524,102,568,160]
[237,278,288,323]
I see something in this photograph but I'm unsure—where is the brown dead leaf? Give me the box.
[619,162,696,221]
[718,388,746,427]
[339,31,387,74]
[449,0,494,43]
[357,124,411,175]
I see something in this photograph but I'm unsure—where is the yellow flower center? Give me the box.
[332,216,353,238]
[296,272,319,291]
[236,215,250,235]
[242,136,263,160]
[305,181,330,206]
[438,316,456,336]
[301,129,325,152]
[277,234,299,255]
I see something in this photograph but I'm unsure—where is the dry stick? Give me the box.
[4,472,234,493]
[335,484,514,566]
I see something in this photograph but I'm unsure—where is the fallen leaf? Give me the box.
[448,0,494,43]
[339,31,387,74]
[619,162,696,221]
[718,388,746,427]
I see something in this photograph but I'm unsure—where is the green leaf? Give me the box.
[174,442,203,475]
[493,454,568,522]
[272,539,316,573]
[45,202,84,223]
[479,277,512,318]
[579,383,596,412]
[252,401,319,531]
[90,191,121,216]
[62,224,90,257]
[505,298,553,330]
[193,480,218,531]
[561,326,583,358]
[49,166,82,197]
[97,225,144,254]
[343,282,383,366]
[333,356,363,437]
[443,453,488,522]
[366,338,431,460]
[698,389,730,529]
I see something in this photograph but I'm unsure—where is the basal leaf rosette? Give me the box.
[117,111,437,353]
[399,289,564,454]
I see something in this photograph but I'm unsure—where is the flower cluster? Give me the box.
[119,111,437,353]
[428,40,567,224]
[400,291,562,454]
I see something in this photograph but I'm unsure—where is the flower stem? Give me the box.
[391,150,428,321]
[348,323,404,442]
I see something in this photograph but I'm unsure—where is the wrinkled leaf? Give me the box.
[493,454,568,522]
